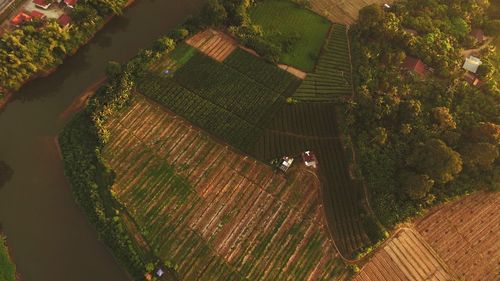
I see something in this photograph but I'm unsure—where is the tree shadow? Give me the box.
[0,161,13,189]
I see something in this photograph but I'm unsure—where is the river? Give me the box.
[0,1,204,280]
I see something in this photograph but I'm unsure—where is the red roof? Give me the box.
[29,10,45,19]
[33,0,51,8]
[11,12,32,26]
[64,0,77,7]
[464,72,481,86]
[57,14,71,27]
[470,28,484,43]
[403,56,425,76]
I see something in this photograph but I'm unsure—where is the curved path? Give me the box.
[0,1,204,280]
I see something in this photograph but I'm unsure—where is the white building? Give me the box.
[463,56,482,73]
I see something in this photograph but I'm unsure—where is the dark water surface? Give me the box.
[0,1,204,280]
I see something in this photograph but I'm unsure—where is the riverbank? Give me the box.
[0,0,135,113]
[0,234,17,281]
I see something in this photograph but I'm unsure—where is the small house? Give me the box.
[402,56,425,76]
[64,0,77,8]
[33,0,52,10]
[10,12,32,26]
[462,56,482,73]
[470,28,485,44]
[278,156,294,173]
[29,10,46,19]
[156,268,165,277]
[464,72,481,87]
[302,151,318,169]
[57,14,71,27]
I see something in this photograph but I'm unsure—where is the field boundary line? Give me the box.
[266,128,342,140]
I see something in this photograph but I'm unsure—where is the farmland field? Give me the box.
[353,229,455,281]
[293,24,353,102]
[251,103,371,256]
[310,0,390,24]
[102,95,347,280]
[249,0,331,71]
[416,191,500,281]
[186,29,237,62]
[138,47,299,151]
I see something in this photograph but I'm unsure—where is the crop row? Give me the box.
[136,74,261,150]
[224,48,301,94]
[251,102,370,256]
[293,23,353,102]
[354,229,454,281]
[252,131,369,255]
[173,52,286,123]
[102,97,347,280]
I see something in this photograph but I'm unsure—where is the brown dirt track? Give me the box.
[186,29,237,62]
[310,0,391,24]
[354,191,500,281]
[103,95,347,280]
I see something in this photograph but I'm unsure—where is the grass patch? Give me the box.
[0,236,16,281]
[249,0,331,71]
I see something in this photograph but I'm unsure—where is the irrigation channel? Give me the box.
[0,1,204,280]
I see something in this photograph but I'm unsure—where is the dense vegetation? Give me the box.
[293,23,352,102]
[0,0,127,96]
[347,0,500,227]
[0,236,16,281]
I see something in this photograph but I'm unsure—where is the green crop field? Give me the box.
[102,96,347,280]
[224,48,301,94]
[0,236,16,281]
[293,24,353,102]
[138,46,299,151]
[251,103,371,256]
[249,0,331,71]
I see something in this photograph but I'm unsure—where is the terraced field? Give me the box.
[294,24,353,102]
[416,191,500,281]
[102,96,347,280]
[310,0,390,24]
[186,29,237,62]
[353,229,455,281]
[138,47,299,151]
[251,103,371,257]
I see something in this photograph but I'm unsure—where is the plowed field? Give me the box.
[354,191,500,281]
[102,95,347,280]
[353,229,455,281]
[416,192,500,281]
[186,29,237,62]
[310,0,390,24]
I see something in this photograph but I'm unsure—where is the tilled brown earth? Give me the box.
[103,96,347,280]
[354,191,499,281]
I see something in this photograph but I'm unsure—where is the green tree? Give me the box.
[461,142,499,170]
[408,139,463,184]
[484,19,500,36]
[201,0,228,26]
[432,106,457,131]
[400,171,434,199]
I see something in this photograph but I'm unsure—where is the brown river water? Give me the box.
[0,1,204,280]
